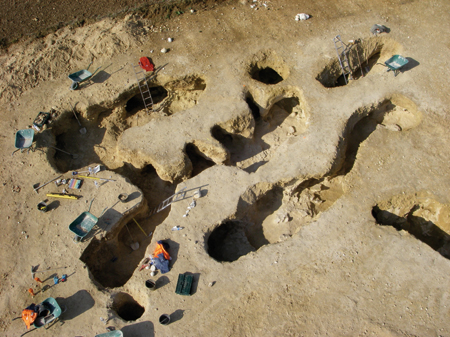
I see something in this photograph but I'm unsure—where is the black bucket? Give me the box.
[37,201,48,212]
[159,314,170,325]
[145,279,156,291]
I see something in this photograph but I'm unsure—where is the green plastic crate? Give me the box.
[175,273,193,296]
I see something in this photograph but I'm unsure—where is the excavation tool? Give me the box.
[78,175,116,182]
[34,175,63,194]
[31,266,68,279]
[46,193,80,200]
[125,223,140,251]
[69,102,87,134]
[50,146,78,159]
[133,218,150,237]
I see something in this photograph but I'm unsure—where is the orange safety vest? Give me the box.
[153,243,170,260]
[22,309,37,329]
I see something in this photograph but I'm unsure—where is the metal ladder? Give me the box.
[131,64,154,113]
[148,187,187,216]
[333,35,352,85]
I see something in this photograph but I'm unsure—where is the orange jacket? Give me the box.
[153,243,170,260]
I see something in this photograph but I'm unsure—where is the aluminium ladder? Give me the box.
[148,187,187,216]
[131,64,154,113]
[333,35,353,85]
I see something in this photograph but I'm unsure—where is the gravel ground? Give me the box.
[0,0,229,49]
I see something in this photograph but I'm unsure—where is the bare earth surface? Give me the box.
[2,0,450,336]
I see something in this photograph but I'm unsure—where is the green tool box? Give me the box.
[175,273,193,296]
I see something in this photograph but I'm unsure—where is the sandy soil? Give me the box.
[2,0,450,336]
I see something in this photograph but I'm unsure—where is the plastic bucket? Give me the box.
[118,193,128,202]
[37,202,48,212]
[145,279,156,291]
[159,314,170,325]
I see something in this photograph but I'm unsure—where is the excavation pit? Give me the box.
[125,94,146,115]
[334,52,382,86]
[247,50,290,85]
[149,86,169,105]
[207,220,256,262]
[77,164,174,289]
[316,39,401,88]
[125,86,168,115]
[111,292,145,322]
[81,238,146,288]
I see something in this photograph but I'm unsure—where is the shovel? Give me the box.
[69,102,87,135]
[125,224,140,251]
[50,146,78,159]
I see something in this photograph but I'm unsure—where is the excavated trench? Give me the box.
[372,201,450,260]
[339,95,422,174]
[212,95,306,173]
[206,95,423,262]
